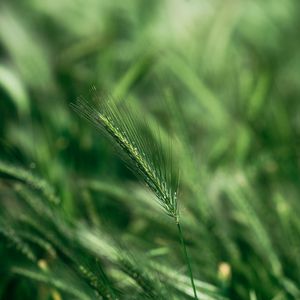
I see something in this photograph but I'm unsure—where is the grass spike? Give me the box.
[71,95,179,221]
[0,160,59,204]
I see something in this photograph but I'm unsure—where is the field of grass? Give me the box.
[1,1,300,299]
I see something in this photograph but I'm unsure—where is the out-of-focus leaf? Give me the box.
[0,64,30,116]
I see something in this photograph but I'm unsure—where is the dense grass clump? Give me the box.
[1,1,300,299]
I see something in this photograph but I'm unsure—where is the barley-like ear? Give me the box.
[71,95,179,222]
[0,161,59,204]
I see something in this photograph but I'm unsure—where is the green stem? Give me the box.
[176,221,198,299]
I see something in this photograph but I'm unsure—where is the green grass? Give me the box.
[1,0,300,299]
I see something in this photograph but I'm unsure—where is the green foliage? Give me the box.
[1,0,300,299]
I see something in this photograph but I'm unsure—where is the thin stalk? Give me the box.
[176,221,198,299]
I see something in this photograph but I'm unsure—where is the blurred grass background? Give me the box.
[1,0,300,299]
